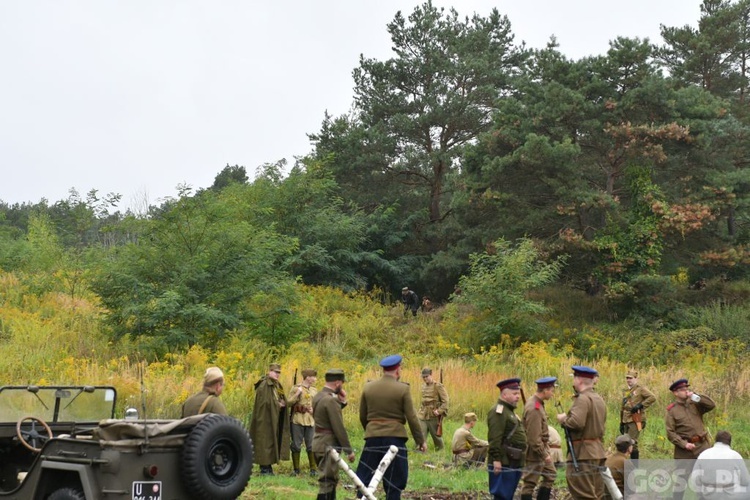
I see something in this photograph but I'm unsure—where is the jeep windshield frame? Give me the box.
[0,385,117,424]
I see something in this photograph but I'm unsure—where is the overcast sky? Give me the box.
[1,1,703,211]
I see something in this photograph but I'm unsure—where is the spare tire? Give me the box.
[180,414,253,500]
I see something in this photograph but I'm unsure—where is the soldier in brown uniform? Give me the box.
[487,378,528,500]
[312,369,354,500]
[250,363,290,476]
[451,412,488,467]
[521,376,557,500]
[355,354,426,500]
[556,365,607,500]
[418,367,448,451]
[604,434,633,499]
[665,378,716,500]
[620,370,656,460]
[181,366,228,417]
[288,368,318,475]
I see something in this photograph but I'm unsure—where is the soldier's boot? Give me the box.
[520,495,533,500]
[316,493,335,500]
[291,452,301,475]
[307,451,318,476]
[260,465,274,476]
[630,449,640,460]
[537,487,552,500]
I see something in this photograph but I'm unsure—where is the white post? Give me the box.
[601,466,624,500]
[366,445,399,495]
[328,448,377,500]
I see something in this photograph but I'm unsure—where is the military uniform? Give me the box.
[288,369,318,474]
[355,355,425,500]
[604,451,628,498]
[620,372,656,459]
[312,369,352,500]
[250,363,291,475]
[665,393,715,458]
[559,366,607,500]
[181,387,227,417]
[451,414,488,467]
[521,390,556,500]
[488,378,527,500]
[418,368,448,451]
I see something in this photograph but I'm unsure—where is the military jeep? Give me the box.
[0,385,253,500]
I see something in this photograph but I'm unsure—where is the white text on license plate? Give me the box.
[132,481,161,500]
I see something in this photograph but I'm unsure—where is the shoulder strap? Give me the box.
[500,405,519,443]
[198,395,214,414]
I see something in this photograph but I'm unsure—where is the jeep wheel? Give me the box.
[181,414,253,500]
[48,488,85,500]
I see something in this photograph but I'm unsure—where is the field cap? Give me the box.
[496,378,521,390]
[269,363,282,373]
[325,369,345,382]
[572,365,598,379]
[535,376,557,389]
[204,367,224,385]
[379,354,402,370]
[301,369,317,378]
[669,378,689,391]
[421,368,432,377]
[616,434,635,445]
[626,370,638,378]
[464,412,478,423]
[402,286,409,292]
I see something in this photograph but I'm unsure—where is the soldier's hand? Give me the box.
[556,413,566,424]
[544,455,553,464]
[418,442,427,452]
[347,452,356,463]
[432,409,440,417]
[630,403,644,414]
[685,443,696,450]
[493,461,502,475]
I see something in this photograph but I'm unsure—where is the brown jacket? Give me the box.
[359,375,425,445]
[621,383,656,424]
[523,394,550,462]
[451,426,488,459]
[665,393,716,458]
[604,451,628,494]
[287,384,317,426]
[312,387,352,455]
[418,381,448,420]
[181,388,227,417]
[560,389,606,460]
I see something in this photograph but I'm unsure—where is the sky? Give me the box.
[0,1,704,211]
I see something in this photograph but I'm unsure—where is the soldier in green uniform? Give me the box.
[487,377,527,500]
[520,376,557,500]
[555,366,607,500]
[620,370,656,459]
[312,369,354,500]
[355,354,426,500]
[665,378,716,500]
[451,412,488,467]
[181,366,228,417]
[418,367,448,451]
[288,368,318,475]
[250,362,291,476]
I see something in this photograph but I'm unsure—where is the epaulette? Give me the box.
[535,400,541,410]
[667,403,675,411]
[495,404,504,414]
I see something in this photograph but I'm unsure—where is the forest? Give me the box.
[2,1,750,496]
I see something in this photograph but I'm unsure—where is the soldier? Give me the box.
[250,362,291,476]
[487,378,528,500]
[604,434,633,499]
[312,369,354,500]
[555,366,607,500]
[547,425,564,466]
[451,412,489,467]
[288,368,318,475]
[665,378,716,500]
[418,367,448,451]
[620,370,656,459]
[355,354,426,500]
[401,287,419,317]
[520,376,557,500]
[181,366,228,417]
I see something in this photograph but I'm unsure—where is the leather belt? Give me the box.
[315,427,333,434]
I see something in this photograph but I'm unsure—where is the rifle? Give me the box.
[436,368,444,437]
[555,400,579,472]
[520,385,527,406]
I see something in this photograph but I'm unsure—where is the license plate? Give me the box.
[132,481,161,500]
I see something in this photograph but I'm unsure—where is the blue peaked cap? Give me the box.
[379,354,402,369]
[572,365,598,378]
[535,376,558,388]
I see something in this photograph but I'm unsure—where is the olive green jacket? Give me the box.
[487,399,527,466]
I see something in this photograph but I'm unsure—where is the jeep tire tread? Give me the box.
[180,414,253,500]
[48,488,86,500]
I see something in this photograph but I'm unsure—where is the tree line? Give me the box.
[1,0,750,351]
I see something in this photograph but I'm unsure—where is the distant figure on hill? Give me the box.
[401,287,419,317]
[421,296,434,312]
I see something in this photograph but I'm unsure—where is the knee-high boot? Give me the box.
[308,451,318,475]
[292,452,301,475]
[537,487,552,500]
